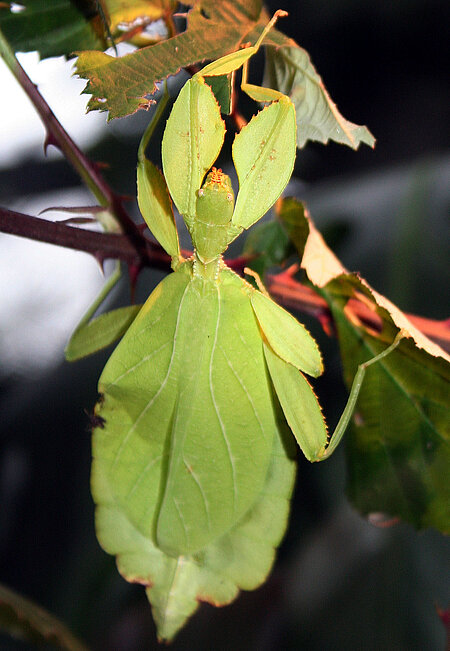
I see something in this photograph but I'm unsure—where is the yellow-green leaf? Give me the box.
[75,0,263,119]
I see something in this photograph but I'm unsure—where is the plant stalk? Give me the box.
[1,206,448,352]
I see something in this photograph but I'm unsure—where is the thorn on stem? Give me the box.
[43,132,60,155]
[94,252,107,274]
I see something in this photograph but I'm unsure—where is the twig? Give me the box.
[1,206,448,352]
[0,27,144,248]
[0,207,169,271]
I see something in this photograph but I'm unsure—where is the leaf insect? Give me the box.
[86,11,402,561]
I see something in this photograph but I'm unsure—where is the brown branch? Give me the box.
[0,207,170,271]
[0,27,144,247]
[1,206,449,353]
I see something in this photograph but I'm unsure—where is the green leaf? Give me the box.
[324,276,450,532]
[161,77,225,227]
[137,158,179,259]
[204,74,232,114]
[0,582,89,651]
[263,45,376,149]
[0,0,101,58]
[232,97,296,230]
[65,304,142,361]
[275,196,310,256]
[278,200,450,532]
[243,219,293,277]
[241,197,309,278]
[75,0,263,119]
[94,403,296,641]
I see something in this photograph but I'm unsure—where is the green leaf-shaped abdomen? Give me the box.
[156,272,276,555]
[93,266,277,558]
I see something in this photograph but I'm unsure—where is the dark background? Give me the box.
[1,0,449,649]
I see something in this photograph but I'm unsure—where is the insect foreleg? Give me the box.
[315,330,405,461]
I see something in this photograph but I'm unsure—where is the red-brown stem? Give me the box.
[0,27,144,248]
[0,207,169,271]
[1,206,448,352]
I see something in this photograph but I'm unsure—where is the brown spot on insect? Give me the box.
[85,408,106,431]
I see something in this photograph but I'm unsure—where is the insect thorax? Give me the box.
[192,168,235,263]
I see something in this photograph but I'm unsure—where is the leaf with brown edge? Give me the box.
[107,0,175,34]
[75,0,263,119]
[324,276,450,533]
[278,199,450,532]
[259,28,376,149]
[302,217,450,363]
